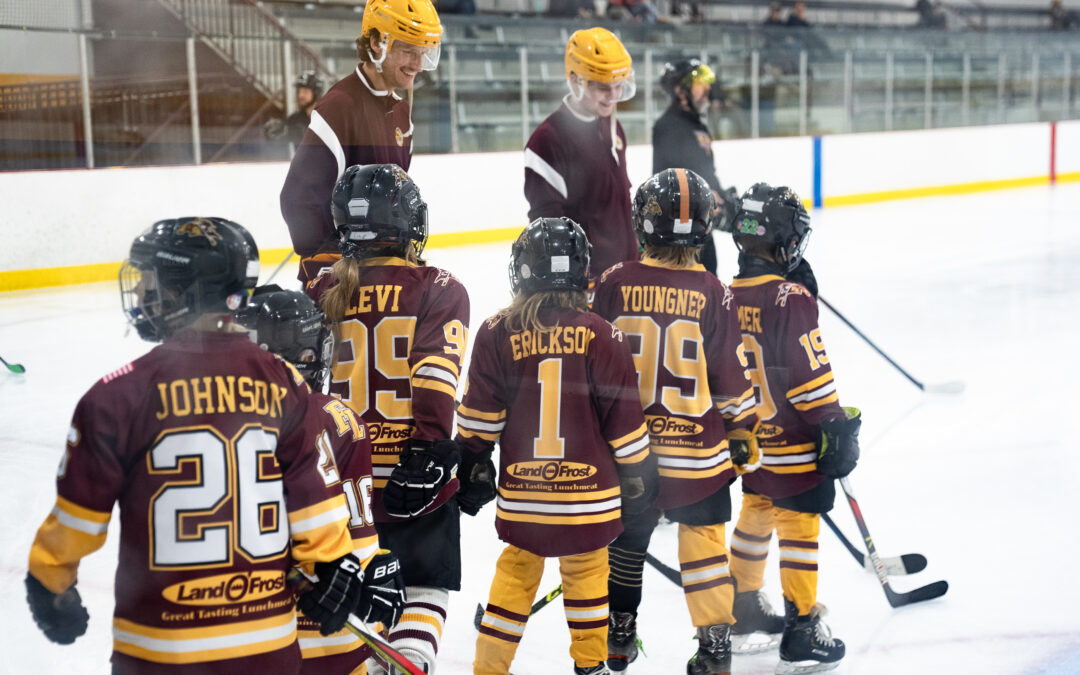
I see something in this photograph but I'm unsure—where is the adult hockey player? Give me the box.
[280,0,442,285]
[524,28,638,286]
[456,217,658,675]
[25,218,363,672]
[592,169,759,674]
[651,59,739,275]
[728,184,861,674]
[309,164,469,673]
[236,287,407,673]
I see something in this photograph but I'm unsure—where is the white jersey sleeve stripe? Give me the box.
[308,110,347,182]
[524,148,568,200]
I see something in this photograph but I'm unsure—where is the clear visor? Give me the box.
[389,38,441,71]
[119,261,155,327]
[569,70,637,104]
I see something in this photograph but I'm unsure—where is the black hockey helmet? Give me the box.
[660,58,716,98]
[633,168,714,248]
[295,70,325,98]
[120,217,260,342]
[331,163,429,259]
[732,183,812,272]
[235,285,335,392]
[509,217,591,295]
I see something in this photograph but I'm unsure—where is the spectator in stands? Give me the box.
[764,1,785,26]
[786,0,811,27]
[438,0,476,14]
[915,0,946,28]
[606,0,660,23]
[548,0,595,18]
[1051,0,1068,29]
[264,71,324,149]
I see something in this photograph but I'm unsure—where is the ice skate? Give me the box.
[606,611,639,671]
[731,589,784,654]
[686,623,732,675]
[775,599,844,674]
[575,663,611,675]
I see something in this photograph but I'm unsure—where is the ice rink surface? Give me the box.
[2,183,1079,674]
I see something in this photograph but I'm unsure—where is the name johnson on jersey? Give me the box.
[153,376,291,420]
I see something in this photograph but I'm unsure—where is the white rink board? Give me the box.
[0,123,1065,275]
[821,123,1050,197]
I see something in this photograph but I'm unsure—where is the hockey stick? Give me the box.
[644,552,682,586]
[818,296,964,394]
[473,584,564,631]
[264,251,296,285]
[821,512,926,576]
[0,355,25,374]
[288,570,424,675]
[838,477,948,608]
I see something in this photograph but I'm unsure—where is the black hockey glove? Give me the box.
[617,450,659,517]
[25,573,89,645]
[382,439,461,518]
[458,449,497,516]
[817,407,861,478]
[296,554,364,636]
[356,549,407,628]
[786,258,818,298]
[727,427,761,475]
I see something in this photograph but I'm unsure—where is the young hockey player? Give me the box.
[457,217,659,675]
[592,169,760,675]
[524,27,639,285]
[727,184,861,674]
[236,287,407,674]
[281,0,443,284]
[309,164,470,673]
[26,218,362,673]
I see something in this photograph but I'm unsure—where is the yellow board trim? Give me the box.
[823,174,1050,208]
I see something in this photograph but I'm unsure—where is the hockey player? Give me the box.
[652,59,740,275]
[727,184,861,674]
[524,27,638,286]
[280,0,442,285]
[26,218,364,673]
[309,164,469,673]
[457,217,659,675]
[236,287,407,673]
[592,169,760,675]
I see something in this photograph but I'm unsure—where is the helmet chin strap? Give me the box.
[368,36,389,74]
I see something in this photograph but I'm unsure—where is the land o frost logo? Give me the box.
[161,571,285,606]
[367,422,413,445]
[506,461,596,482]
[646,415,703,437]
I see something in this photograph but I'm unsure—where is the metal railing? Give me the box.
[1,24,1077,170]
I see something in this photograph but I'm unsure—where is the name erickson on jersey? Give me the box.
[509,326,595,361]
[154,376,289,421]
[160,570,286,606]
[506,460,597,482]
[620,285,708,320]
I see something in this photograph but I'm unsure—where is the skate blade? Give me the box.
[732,632,781,655]
[775,658,841,674]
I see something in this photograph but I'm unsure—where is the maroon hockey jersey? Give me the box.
[297,393,379,671]
[524,99,638,279]
[593,259,758,510]
[308,258,470,522]
[280,66,413,265]
[27,332,355,671]
[456,307,652,558]
[730,274,845,499]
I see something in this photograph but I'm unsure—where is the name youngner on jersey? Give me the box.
[617,284,708,320]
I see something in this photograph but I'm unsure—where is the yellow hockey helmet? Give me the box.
[565,27,636,102]
[362,0,443,70]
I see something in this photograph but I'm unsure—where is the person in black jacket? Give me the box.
[652,59,737,275]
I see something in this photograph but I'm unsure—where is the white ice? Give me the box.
[2,184,1079,674]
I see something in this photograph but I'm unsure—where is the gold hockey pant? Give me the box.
[729,493,820,616]
[474,545,609,675]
